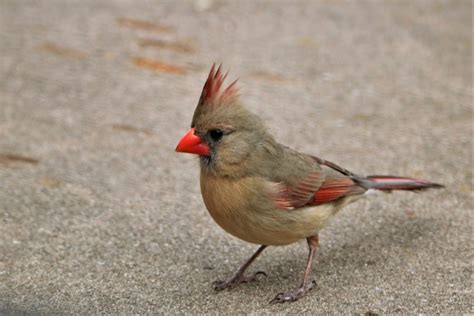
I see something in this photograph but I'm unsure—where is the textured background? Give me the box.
[0,0,472,314]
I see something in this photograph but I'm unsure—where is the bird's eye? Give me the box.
[209,129,224,141]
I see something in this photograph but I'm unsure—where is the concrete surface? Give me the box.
[0,0,472,314]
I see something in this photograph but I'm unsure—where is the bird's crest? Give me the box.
[197,64,239,109]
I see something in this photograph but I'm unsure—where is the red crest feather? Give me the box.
[197,64,239,108]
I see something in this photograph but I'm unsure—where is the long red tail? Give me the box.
[356,175,444,191]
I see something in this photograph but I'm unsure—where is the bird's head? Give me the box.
[175,64,270,177]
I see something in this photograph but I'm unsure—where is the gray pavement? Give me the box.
[0,0,472,314]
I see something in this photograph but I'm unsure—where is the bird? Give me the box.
[175,64,443,303]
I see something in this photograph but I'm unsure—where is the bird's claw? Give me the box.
[270,279,317,303]
[213,270,267,291]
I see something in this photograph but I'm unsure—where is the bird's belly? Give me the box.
[208,203,339,246]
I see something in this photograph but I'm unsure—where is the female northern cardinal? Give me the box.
[175,64,443,303]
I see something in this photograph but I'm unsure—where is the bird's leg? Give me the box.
[213,245,267,291]
[271,235,319,303]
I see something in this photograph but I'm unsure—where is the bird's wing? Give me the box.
[309,165,366,205]
[272,170,323,209]
[272,156,366,210]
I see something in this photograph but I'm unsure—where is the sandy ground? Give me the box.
[0,0,472,314]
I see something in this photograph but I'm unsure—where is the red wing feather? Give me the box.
[290,171,323,207]
[272,171,324,210]
[311,177,361,205]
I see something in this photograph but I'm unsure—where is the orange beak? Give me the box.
[175,128,210,156]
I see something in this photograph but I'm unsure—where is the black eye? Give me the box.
[209,129,224,141]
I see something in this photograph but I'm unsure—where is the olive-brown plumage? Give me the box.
[175,64,443,303]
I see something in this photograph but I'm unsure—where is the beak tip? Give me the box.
[175,143,186,153]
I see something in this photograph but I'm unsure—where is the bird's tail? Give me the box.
[355,175,444,192]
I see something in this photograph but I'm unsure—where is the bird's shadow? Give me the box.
[261,213,444,286]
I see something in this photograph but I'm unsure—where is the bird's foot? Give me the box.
[213,270,267,291]
[270,279,317,303]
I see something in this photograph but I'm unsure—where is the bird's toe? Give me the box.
[270,279,317,304]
